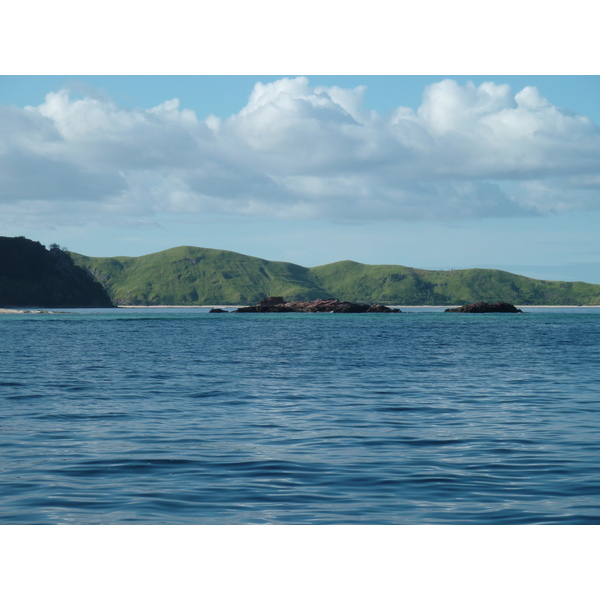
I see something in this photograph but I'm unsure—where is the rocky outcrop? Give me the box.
[234,297,401,313]
[208,308,229,313]
[367,303,399,313]
[445,302,523,313]
[235,297,296,313]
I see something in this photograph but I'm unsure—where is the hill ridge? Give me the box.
[68,244,600,307]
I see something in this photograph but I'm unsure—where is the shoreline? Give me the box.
[3,305,600,315]
[117,304,600,309]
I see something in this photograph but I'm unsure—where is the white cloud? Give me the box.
[1,77,599,227]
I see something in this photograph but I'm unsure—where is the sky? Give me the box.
[2,5,600,284]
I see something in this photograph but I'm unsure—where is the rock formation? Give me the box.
[234,297,401,313]
[445,302,523,313]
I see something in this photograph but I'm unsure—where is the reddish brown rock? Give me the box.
[234,297,401,313]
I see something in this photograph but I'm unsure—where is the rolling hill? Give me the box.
[70,245,600,306]
[71,246,328,306]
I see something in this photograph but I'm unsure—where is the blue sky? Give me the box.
[2,74,599,283]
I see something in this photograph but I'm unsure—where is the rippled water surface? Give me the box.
[1,307,599,524]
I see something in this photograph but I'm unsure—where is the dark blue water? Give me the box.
[1,307,599,524]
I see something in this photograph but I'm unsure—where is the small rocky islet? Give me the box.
[445,302,523,313]
[211,297,402,313]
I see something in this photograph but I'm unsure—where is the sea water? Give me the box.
[1,307,599,524]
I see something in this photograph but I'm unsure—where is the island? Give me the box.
[233,297,401,313]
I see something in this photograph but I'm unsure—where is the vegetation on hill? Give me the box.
[0,236,115,308]
[69,245,600,306]
[310,261,600,305]
[71,246,329,306]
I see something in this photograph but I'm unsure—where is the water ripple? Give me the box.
[1,309,600,523]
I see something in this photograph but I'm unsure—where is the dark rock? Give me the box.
[331,301,370,313]
[367,303,401,313]
[445,302,523,313]
[233,305,256,313]
[257,296,286,307]
[256,305,297,312]
[235,305,296,313]
[209,308,228,313]
[285,299,342,312]
[234,297,402,313]
[286,298,370,313]
[235,296,297,312]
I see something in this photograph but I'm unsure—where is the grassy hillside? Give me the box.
[310,261,444,304]
[311,262,600,305]
[71,246,329,305]
[70,246,600,306]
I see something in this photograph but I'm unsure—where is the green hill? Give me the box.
[0,236,115,308]
[69,245,600,306]
[310,261,600,305]
[71,246,329,306]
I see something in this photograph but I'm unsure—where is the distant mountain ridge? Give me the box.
[70,245,600,306]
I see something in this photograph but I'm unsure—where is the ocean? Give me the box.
[1,307,599,524]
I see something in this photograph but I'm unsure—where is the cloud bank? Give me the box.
[2,77,599,227]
